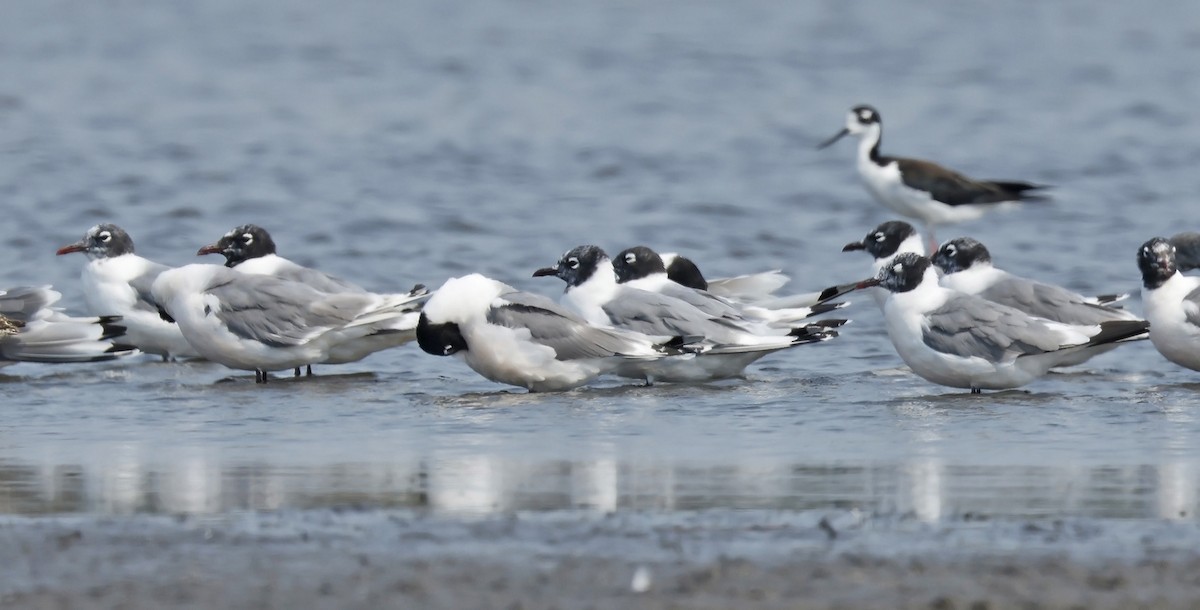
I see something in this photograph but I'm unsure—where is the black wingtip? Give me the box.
[1086,319,1150,348]
[98,321,129,341]
[105,343,139,355]
[157,305,176,324]
[808,301,846,316]
[787,319,848,343]
[662,335,706,354]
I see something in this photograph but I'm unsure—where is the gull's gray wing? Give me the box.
[271,264,365,294]
[651,282,749,320]
[601,288,747,339]
[209,276,369,347]
[979,277,1133,325]
[489,290,658,360]
[922,294,1066,361]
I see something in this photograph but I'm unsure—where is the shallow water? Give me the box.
[0,0,1199,535]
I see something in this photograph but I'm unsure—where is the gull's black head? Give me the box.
[56,223,136,259]
[1138,237,1177,290]
[843,220,919,260]
[612,246,667,284]
[532,245,610,288]
[932,237,991,275]
[416,313,468,356]
[197,224,277,267]
[663,254,707,290]
[878,252,933,294]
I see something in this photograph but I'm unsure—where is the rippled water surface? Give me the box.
[1,0,1200,528]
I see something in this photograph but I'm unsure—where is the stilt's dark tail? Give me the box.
[989,181,1051,201]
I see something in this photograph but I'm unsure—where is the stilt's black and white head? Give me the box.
[661,253,707,290]
[532,245,610,288]
[931,237,992,275]
[197,224,278,267]
[862,252,933,294]
[56,224,137,260]
[818,104,881,149]
[612,246,667,284]
[1138,237,1178,290]
[843,221,920,260]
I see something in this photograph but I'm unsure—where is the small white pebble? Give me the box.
[631,565,652,593]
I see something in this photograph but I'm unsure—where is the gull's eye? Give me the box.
[624,253,636,264]
[567,257,579,269]
[873,232,885,242]
[97,231,111,242]
[242,233,254,245]
[945,245,957,256]
[892,263,903,274]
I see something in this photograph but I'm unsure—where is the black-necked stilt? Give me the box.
[819,105,1048,249]
[57,223,199,361]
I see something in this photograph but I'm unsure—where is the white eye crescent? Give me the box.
[945,245,957,255]
[98,231,111,242]
[567,257,579,269]
[892,263,903,274]
[242,233,254,244]
[624,253,636,264]
[874,233,885,242]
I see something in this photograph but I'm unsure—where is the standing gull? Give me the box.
[416,273,691,392]
[853,253,1147,393]
[197,224,365,293]
[152,264,427,383]
[197,224,429,375]
[534,245,842,382]
[611,245,847,326]
[56,224,198,360]
[932,237,1137,322]
[1138,237,1200,372]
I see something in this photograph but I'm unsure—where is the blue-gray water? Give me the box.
[0,0,1199,525]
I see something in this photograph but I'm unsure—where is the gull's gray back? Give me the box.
[602,287,746,339]
[210,276,369,347]
[979,277,1133,325]
[488,290,656,360]
[923,294,1066,361]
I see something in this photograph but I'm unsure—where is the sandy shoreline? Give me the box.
[2,509,1198,609]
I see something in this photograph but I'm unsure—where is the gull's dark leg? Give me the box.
[294,367,301,377]
[306,365,313,377]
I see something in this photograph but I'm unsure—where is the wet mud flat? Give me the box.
[2,509,1198,610]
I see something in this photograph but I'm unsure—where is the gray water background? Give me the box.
[0,0,1198,523]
